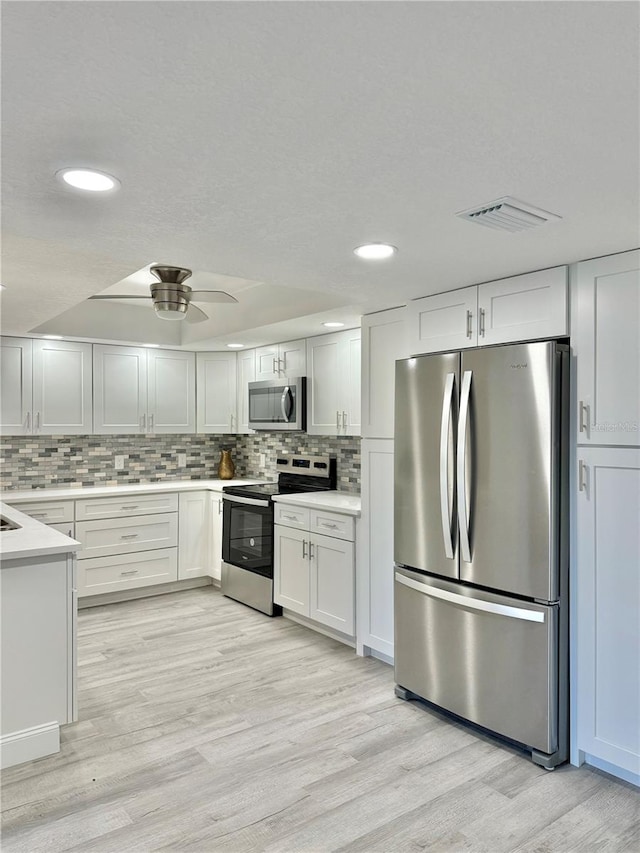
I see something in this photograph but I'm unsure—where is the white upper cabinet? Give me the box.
[254,339,306,381]
[196,352,237,433]
[409,267,568,356]
[93,345,195,434]
[1,337,92,435]
[574,250,640,446]
[1,337,32,435]
[409,286,477,355]
[477,266,568,346]
[306,328,361,436]
[236,348,256,434]
[361,307,409,439]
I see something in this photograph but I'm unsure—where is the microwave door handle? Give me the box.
[280,387,291,422]
[439,372,455,559]
[457,369,473,564]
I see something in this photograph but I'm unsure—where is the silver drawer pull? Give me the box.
[282,514,298,521]
[30,513,48,519]
[121,505,139,510]
[321,522,338,529]
[120,533,140,539]
[120,569,139,576]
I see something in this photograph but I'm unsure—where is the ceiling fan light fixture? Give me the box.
[57,168,120,192]
[154,302,188,321]
[226,343,244,348]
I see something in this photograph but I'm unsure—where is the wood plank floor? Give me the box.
[1,588,638,852]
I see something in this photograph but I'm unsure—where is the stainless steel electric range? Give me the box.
[221,454,337,616]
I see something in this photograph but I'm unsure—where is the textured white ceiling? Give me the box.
[1,1,638,346]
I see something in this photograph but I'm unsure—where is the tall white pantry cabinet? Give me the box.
[572,249,640,781]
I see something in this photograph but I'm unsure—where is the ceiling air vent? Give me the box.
[456,197,562,232]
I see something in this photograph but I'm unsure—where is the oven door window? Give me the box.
[223,501,273,577]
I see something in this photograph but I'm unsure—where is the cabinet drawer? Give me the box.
[77,548,178,597]
[76,492,179,520]
[76,513,178,559]
[274,504,311,530]
[18,500,74,524]
[310,509,355,541]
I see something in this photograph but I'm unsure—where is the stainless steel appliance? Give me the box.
[222,454,336,615]
[247,378,306,431]
[394,340,569,769]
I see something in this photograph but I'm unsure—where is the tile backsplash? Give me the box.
[0,433,361,493]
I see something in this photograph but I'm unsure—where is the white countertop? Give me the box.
[0,502,80,561]
[272,491,361,516]
[3,478,268,504]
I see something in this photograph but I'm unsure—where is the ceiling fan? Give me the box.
[88,264,238,323]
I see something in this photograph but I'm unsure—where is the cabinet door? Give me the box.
[210,492,224,582]
[254,345,280,381]
[576,447,640,777]
[236,349,256,433]
[93,345,147,434]
[147,349,195,433]
[196,352,237,433]
[409,286,477,355]
[178,491,210,580]
[310,533,355,635]
[342,329,361,436]
[280,339,306,378]
[362,308,409,439]
[477,266,568,346]
[306,334,342,435]
[357,439,394,659]
[274,524,309,615]
[574,250,640,446]
[32,339,93,434]
[0,336,32,435]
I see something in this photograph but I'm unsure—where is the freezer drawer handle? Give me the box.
[457,369,473,563]
[439,372,456,559]
[395,573,545,623]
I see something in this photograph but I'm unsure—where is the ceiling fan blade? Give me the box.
[185,303,209,324]
[88,294,152,300]
[189,290,238,304]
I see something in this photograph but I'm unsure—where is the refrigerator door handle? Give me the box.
[439,372,456,558]
[395,572,545,623]
[457,369,473,563]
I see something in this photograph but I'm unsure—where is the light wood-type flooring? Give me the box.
[1,587,638,852]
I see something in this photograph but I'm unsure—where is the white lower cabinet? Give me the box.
[274,504,356,638]
[209,491,224,582]
[576,447,640,779]
[78,549,178,597]
[178,491,210,580]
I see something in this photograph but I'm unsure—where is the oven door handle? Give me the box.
[223,494,271,508]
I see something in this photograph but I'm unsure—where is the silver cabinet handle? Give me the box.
[395,572,545,623]
[273,357,278,374]
[466,310,473,339]
[218,498,223,515]
[342,411,347,430]
[121,504,139,510]
[30,513,47,519]
[141,413,146,432]
[230,413,235,431]
[457,370,473,564]
[439,372,456,559]
[302,539,307,558]
[25,411,31,433]
[120,569,139,576]
[579,401,590,434]
[336,410,341,432]
[578,459,587,492]
[149,413,154,432]
[120,533,139,539]
[35,411,41,431]
[282,514,298,521]
[309,541,315,559]
[321,522,338,529]
[479,307,486,337]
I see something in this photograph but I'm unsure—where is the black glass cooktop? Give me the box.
[222,482,279,499]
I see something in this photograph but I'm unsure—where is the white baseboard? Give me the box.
[79,576,212,608]
[282,610,355,648]
[1,721,60,769]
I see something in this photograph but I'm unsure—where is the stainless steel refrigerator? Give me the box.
[394,340,568,768]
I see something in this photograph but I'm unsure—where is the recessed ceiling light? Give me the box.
[43,335,63,339]
[322,322,345,328]
[57,168,120,192]
[353,243,397,260]
[227,343,244,349]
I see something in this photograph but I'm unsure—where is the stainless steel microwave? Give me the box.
[247,377,307,431]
